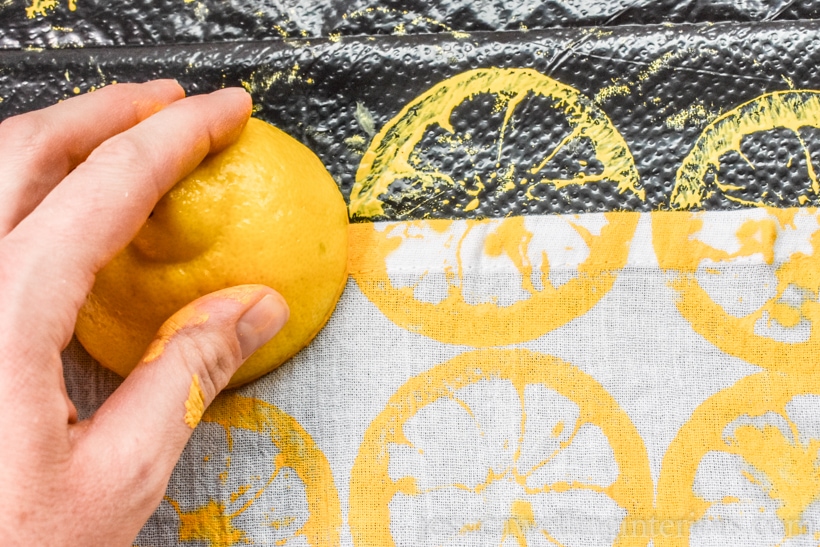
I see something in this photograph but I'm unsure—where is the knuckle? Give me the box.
[0,113,51,155]
[87,133,148,171]
[172,327,240,399]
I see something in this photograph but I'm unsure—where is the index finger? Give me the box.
[0,87,252,355]
[0,80,185,237]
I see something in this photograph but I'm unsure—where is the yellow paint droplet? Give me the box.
[184,374,205,429]
[72,87,80,94]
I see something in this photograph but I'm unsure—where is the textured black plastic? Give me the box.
[2,0,820,50]
[2,20,820,220]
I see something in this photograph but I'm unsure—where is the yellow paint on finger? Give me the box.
[184,374,205,429]
[142,310,210,363]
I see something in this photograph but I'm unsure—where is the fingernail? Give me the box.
[236,294,289,359]
[215,87,250,99]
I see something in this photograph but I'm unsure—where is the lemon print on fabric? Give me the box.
[656,372,820,546]
[349,349,653,547]
[654,209,820,373]
[163,394,341,547]
[654,90,820,372]
[349,67,642,346]
[349,67,643,220]
[351,213,637,346]
[669,91,820,210]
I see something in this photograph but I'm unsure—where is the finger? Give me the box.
[0,80,185,238]
[0,87,252,354]
[72,285,288,527]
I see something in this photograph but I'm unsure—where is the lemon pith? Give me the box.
[75,117,349,388]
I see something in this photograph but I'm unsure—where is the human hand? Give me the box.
[0,81,289,546]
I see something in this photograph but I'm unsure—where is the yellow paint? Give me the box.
[594,83,631,104]
[166,498,245,547]
[166,393,343,546]
[669,91,820,209]
[638,51,676,82]
[665,102,718,130]
[328,32,341,42]
[142,310,209,363]
[503,500,535,544]
[349,349,653,547]
[348,67,643,219]
[343,6,463,35]
[349,212,638,346]
[655,372,820,545]
[241,62,313,95]
[72,87,80,94]
[183,374,205,429]
[25,0,57,17]
[652,207,820,373]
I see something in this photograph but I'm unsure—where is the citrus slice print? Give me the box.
[348,67,644,220]
[350,212,638,346]
[669,90,820,210]
[162,394,341,547]
[655,371,820,546]
[349,349,653,546]
[653,206,820,373]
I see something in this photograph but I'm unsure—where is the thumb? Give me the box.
[74,284,288,513]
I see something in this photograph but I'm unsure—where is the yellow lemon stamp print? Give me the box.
[655,371,820,546]
[349,349,653,546]
[163,394,342,547]
[653,207,820,372]
[669,91,820,210]
[349,67,643,219]
[653,90,820,372]
[351,213,638,346]
[349,67,642,346]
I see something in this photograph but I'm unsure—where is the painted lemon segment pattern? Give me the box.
[350,212,638,346]
[348,67,643,220]
[656,372,820,546]
[165,394,341,547]
[349,349,653,546]
[670,91,820,210]
[653,207,820,372]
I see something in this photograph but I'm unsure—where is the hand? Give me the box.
[0,81,290,546]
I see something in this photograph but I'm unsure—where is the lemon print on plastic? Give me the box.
[75,118,349,388]
[349,67,643,220]
[654,90,820,372]
[349,68,642,346]
[669,91,820,210]
[656,372,820,546]
[162,394,341,547]
[349,349,653,547]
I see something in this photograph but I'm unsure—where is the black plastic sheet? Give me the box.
[3,20,820,220]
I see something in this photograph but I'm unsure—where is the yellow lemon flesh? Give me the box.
[75,118,349,388]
